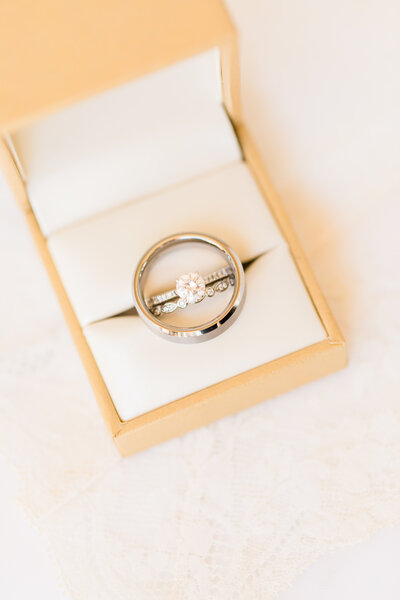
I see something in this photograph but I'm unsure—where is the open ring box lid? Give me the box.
[0,0,346,456]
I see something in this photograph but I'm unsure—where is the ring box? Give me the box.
[0,0,346,456]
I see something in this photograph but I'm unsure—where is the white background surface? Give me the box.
[1,0,400,598]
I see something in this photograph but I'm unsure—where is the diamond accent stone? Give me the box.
[214,278,229,292]
[162,302,178,313]
[176,272,206,304]
[177,299,187,309]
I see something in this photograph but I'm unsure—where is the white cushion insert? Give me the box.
[48,162,284,325]
[84,246,327,422]
[11,49,241,235]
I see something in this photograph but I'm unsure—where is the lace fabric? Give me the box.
[0,169,399,598]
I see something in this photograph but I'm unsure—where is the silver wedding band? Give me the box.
[133,233,245,343]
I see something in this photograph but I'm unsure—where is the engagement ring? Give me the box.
[146,266,235,316]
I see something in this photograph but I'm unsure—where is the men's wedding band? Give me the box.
[133,233,245,343]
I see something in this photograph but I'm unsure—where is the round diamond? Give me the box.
[177,299,187,309]
[176,272,206,304]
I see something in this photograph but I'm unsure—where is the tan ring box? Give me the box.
[0,0,346,456]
